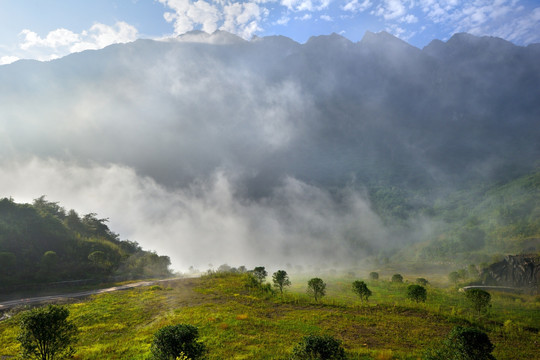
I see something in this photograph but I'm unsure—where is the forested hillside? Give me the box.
[393,171,540,265]
[0,197,171,289]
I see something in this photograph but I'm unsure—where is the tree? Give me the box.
[352,280,372,302]
[151,324,205,360]
[416,278,429,286]
[307,278,326,302]
[391,274,403,283]
[465,289,491,315]
[369,272,379,280]
[407,284,427,303]
[291,334,346,360]
[424,326,495,360]
[17,305,78,360]
[272,270,291,295]
[252,266,268,284]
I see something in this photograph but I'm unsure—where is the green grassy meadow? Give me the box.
[0,272,538,359]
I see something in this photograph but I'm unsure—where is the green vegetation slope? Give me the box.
[0,197,172,290]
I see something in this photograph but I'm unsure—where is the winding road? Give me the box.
[0,278,179,311]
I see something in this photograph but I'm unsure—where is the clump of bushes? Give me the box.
[424,326,495,360]
[391,274,403,283]
[151,324,205,360]
[291,334,346,359]
[407,284,427,303]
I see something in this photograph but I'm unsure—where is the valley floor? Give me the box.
[0,273,538,359]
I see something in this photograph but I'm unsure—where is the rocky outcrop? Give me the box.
[481,255,540,289]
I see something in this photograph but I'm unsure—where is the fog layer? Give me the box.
[0,31,538,270]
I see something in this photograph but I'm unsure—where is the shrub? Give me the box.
[465,289,491,315]
[151,324,205,360]
[391,274,403,283]
[424,326,495,360]
[17,304,78,360]
[307,278,326,302]
[369,272,379,280]
[416,278,429,286]
[407,284,427,303]
[291,334,346,359]
[352,280,372,302]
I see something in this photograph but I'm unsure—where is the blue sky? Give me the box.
[1,0,539,64]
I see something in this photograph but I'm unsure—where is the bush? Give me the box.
[391,274,403,283]
[424,326,495,360]
[416,278,429,286]
[352,280,372,302]
[369,272,379,280]
[291,334,346,359]
[307,278,327,302]
[151,324,205,360]
[407,284,427,303]
[17,304,78,360]
[465,289,491,315]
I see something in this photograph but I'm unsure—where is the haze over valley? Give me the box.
[1,30,539,271]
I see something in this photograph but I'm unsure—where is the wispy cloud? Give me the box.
[16,22,138,61]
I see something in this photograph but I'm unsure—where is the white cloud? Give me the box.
[281,0,330,12]
[20,28,80,50]
[296,13,312,20]
[320,14,333,21]
[343,0,372,12]
[0,55,20,65]
[222,2,266,39]
[374,0,408,20]
[274,15,291,25]
[16,22,138,61]
[159,0,269,39]
[417,0,540,44]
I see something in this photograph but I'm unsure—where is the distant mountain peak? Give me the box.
[305,33,352,46]
[174,30,246,45]
[360,30,418,52]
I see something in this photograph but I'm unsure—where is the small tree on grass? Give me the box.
[291,334,346,360]
[252,266,268,284]
[407,284,427,303]
[151,324,205,360]
[424,326,495,360]
[391,274,403,283]
[307,278,326,302]
[369,272,379,280]
[17,304,78,360]
[416,278,429,286]
[272,270,291,295]
[465,289,491,315]
[352,280,372,302]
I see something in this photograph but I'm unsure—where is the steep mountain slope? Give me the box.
[0,31,538,268]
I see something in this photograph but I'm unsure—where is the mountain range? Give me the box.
[0,30,538,269]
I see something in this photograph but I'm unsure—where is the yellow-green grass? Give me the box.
[0,273,538,359]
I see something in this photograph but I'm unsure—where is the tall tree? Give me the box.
[272,270,291,295]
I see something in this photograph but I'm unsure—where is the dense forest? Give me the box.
[369,171,540,266]
[0,197,172,290]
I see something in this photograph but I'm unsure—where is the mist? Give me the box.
[1,31,538,271]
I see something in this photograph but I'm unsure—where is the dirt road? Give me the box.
[0,278,180,311]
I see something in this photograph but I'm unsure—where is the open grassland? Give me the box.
[0,273,538,359]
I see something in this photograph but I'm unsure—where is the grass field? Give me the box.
[0,272,538,359]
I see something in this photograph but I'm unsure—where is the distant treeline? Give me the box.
[0,197,171,289]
